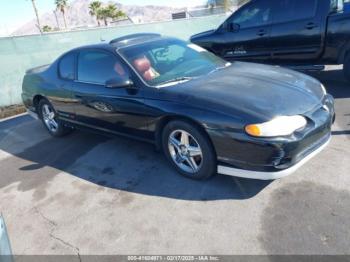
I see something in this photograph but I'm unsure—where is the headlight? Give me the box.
[245,115,307,137]
[321,84,327,95]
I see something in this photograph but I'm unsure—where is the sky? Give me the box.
[0,0,206,36]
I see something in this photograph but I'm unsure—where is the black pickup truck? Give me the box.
[191,0,350,81]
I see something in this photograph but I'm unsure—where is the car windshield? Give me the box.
[118,38,229,87]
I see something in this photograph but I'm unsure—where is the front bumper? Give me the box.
[218,134,331,180]
[212,94,335,180]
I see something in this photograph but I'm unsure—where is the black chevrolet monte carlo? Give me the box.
[22,33,335,180]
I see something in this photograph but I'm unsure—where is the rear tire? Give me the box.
[38,99,72,137]
[162,120,216,180]
[344,54,350,82]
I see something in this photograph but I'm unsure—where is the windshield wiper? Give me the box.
[157,77,194,86]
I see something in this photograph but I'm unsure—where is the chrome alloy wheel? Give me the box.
[168,129,203,174]
[42,104,58,133]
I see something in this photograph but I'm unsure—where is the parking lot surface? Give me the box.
[0,67,349,256]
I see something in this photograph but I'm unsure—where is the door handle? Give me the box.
[257,29,267,36]
[305,22,317,30]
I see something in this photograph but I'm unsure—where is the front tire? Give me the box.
[162,120,216,180]
[344,54,350,82]
[38,99,72,137]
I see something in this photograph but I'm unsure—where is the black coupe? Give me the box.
[22,33,335,180]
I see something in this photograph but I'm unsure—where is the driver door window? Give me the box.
[220,0,272,62]
[232,1,272,29]
[77,50,129,85]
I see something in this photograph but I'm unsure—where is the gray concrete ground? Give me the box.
[0,67,349,256]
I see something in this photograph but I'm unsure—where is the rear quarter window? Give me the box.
[59,53,75,80]
[273,0,318,23]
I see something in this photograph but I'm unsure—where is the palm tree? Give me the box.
[42,25,52,32]
[104,4,118,23]
[112,9,126,21]
[55,0,69,29]
[97,4,125,26]
[106,4,126,23]
[97,7,109,26]
[30,0,42,34]
[89,1,102,26]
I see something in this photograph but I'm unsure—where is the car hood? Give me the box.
[160,62,325,122]
[190,29,215,41]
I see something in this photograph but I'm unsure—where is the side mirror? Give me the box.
[105,78,134,89]
[218,22,228,33]
[229,22,240,32]
[219,21,240,33]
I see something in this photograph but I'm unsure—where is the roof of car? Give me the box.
[109,33,168,49]
[67,33,171,55]
[70,43,113,52]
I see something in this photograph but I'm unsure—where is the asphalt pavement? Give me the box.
[0,67,349,256]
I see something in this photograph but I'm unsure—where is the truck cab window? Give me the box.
[273,0,317,23]
[231,1,272,29]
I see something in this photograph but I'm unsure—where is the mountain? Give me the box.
[13,0,184,36]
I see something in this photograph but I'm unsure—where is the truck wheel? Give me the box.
[344,54,350,82]
[38,99,72,137]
